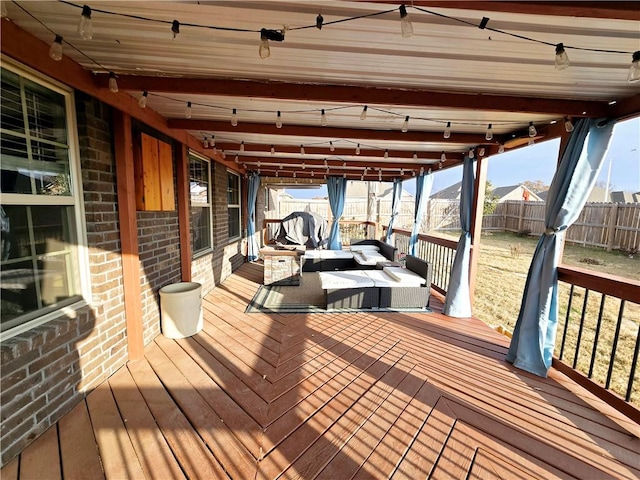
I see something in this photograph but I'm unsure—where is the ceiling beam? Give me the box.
[107,75,607,117]
[227,156,452,170]
[168,119,500,145]
[608,94,640,121]
[362,1,640,21]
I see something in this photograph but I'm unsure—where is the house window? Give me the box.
[227,171,241,240]
[189,153,212,255]
[1,65,85,334]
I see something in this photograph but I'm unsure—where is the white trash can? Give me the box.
[159,282,203,339]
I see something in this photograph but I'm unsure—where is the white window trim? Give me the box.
[227,169,242,242]
[189,151,213,258]
[1,57,91,341]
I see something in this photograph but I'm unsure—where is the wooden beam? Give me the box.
[176,144,192,282]
[110,75,606,117]
[168,119,498,145]
[0,19,243,175]
[608,94,640,121]
[469,156,487,307]
[362,1,640,22]
[236,157,445,170]
[112,111,144,360]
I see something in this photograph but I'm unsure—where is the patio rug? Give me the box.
[246,272,431,314]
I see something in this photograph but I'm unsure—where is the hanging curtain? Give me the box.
[327,176,347,250]
[507,118,614,377]
[385,178,403,244]
[443,156,474,318]
[409,172,434,256]
[246,172,260,261]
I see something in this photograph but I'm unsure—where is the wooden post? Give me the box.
[113,111,144,360]
[606,203,619,252]
[176,144,192,281]
[517,201,526,233]
[469,157,488,306]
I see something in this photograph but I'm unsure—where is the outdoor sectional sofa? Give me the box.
[301,238,398,272]
[319,255,432,310]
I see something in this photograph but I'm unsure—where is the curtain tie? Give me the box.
[544,226,565,236]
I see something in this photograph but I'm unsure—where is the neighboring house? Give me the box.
[432,182,542,202]
[539,186,638,203]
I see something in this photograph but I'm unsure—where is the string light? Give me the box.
[316,14,323,30]
[399,4,413,38]
[276,111,283,128]
[440,151,446,162]
[555,43,570,70]
[259,29,270,59]
[108,72,118,93]
[270,144,275,155]
[49,35,63,61]
[234,155,239,163]
[203,136,209,148]
[330,141,335,152]
[564,116,574,132]
[360,106,368,120]
[138,91,148,108]
[275,170,279,177]
[210,135,215,147]
[302,162,306,169]
[279,163,283,169]
[221,150,226,159]
[444,122,451,139]
[485,124,493,141]
[355,144,361,155]
[293,171,296,178]
[378,170,382,181]
[401,116,409,133]
[171,20,180,39]
[311,170,314,177]
[321,109,327,126]
[239,141,244,152]
[468,148,475,159]
[384,149,389,159]
[479,147,485,156]
[628,51,640,83]
[498,144,505,154]
[528,121,537,137]
[300,145,305,155]
[78,5,92,40]
[185,101,192,119]
[438,162,443,170]
[231,108,238,126]
[413,151,418,160]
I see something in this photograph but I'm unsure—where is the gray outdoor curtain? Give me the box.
[327,176,347,250]
[507,118,614,377]
[443,156,474,318]
[409,172,434,256]
[385,178,403,244]
[246,172,260,261]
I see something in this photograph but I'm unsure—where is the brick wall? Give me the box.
[0,93,129,465]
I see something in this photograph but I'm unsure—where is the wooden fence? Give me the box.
[278,198,640,253]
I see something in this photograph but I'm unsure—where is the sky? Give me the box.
[287,117,640,198]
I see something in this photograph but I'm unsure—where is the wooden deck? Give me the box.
[3,262,639,479]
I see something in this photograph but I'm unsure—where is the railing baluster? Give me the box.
[605,300,625,390]
[588,294,607,379]
[626,323,640,402]
[559,284,575,361]
[572,289,590,369]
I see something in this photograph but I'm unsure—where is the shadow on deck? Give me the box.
[3,262,639,479]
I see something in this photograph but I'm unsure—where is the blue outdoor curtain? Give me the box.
[246,172,260,261]
[409,172,434,256]
[385,178,403,244]
[443,156,474,318]
[327,176,347,250]
[507,118,614,377]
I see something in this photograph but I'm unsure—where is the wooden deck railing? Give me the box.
[553,265,640,420]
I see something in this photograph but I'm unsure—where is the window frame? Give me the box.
[227,170,241,242]
[188,151,213,258]
[0,57,90,341]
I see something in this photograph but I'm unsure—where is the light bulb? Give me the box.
[628,51,640,83]
[498,144,505,154]
[360,106,368,120]
[401,116,409,133]
[270,145,275,155]
[485,123,493,141]
[438,162,443,170]
[108,72,118,93]
[479,147,485,157]
[235,155,239,163]
[321,109,327,126]
[239,141,244,152]
[231,108,238,126]
[203,136,209,148]
[413,151,418,160]
[384,149,389,159]
[185,101,192,119]
[279,164,283,169]
[300,145,305,155]
[379,170,382,181]
[78,5,93,40]
[420,167,424,175]
[222,150,226,159]
[444,121,451,139]
[275,170,279,177]
[555,43,570,70]
[311,171,314,177]
[210,135,215,147]
[171,20,180,39]
[293,171,296,178]
[316,14,323,30]
[440,151,446,162]
[343,173,346,179]
[138,91,148,108]
[276,111,283,128]
[400,168,404,175]
[468,148,475,159]
[259,30,270,59]
[355,144,361,155]
[564,116,574,132]
[399,4,413,38]
[330,141,335,152]
[49,35,63,61]
[528,121,537,137]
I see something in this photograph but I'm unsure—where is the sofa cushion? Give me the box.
[382,266,426,286]
[353,251,387,266]
[321,250,354,259]
[363,270,401,287]
[319,270,375,289]
[349,245,380,253]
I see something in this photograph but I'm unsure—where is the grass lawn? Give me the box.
[471,231,639,405]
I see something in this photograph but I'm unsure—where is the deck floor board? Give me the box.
[4,262,639,479]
